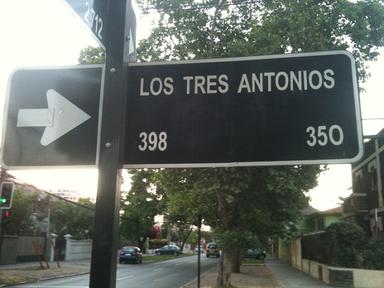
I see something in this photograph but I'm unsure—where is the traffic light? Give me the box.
[2,209,12,225]
[3,210,11,218]
[0,182,14,209]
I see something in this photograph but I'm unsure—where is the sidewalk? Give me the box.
[183,262,281,288]
[184,257,337,288]
[0,260,90,286]
[265,258,336,288]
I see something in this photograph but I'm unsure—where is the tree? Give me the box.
[154,166,320,283]
[136,1,384,286]
[2,188,36,235]
[1,183,94,240]
[138,0,384,80]
[78,46,105,64]
[50,197,95,239]
[120,169,163,249]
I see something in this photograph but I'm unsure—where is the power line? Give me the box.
[362,118,384,121]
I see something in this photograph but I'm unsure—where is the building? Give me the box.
[343,129,384,240]
[303,206,343,234]
[48,189,95,203]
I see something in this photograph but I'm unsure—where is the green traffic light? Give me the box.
[0,198,6,203]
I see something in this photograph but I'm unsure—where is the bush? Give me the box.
[325,221,366,267]
[361,240,384,269]
[149,238,168,249]
[302,222,384,269]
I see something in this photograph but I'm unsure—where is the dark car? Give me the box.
[206,242,220,258]
[155,245,181,256]
[119,246,143,264]
[244,248,266,260]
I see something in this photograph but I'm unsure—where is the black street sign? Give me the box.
[124,51,363,167]
[1,66,103,168]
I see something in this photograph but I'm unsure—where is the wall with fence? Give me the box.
[278,237,384,288]
[1,234,92,264]
[64,236,92,261]
[0,235,46,264]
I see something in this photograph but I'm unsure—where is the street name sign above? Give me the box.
[62,0,137,61]
[124,50,363,168]
[1,66,103,168]
[62,0,108,48]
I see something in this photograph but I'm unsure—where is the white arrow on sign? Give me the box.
[17,89,91,146]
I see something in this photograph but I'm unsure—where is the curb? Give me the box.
[180,266,218,288]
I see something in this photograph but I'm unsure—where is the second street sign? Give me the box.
[124,51,363,167]
[2,66,103,168]
[62,0,136,59]
[62,0,108,48]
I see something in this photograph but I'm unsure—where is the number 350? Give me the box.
[306,125,344,147]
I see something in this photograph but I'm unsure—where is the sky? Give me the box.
[0,0,383,210]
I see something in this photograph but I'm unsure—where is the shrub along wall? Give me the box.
[302,221,384,270]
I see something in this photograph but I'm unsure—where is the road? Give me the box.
[10,254,219,288]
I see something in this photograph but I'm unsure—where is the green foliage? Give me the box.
[50,198,95,239]
[120,169,162,243]
[78,46,105,64]
[3,185,94,239]
[304,221,384,269]
[361,240,384,269]
[253,0,384,81]
[326,221,366,248]
[137,0,384,82]
[2,189,35,235]
[185,230,213,245]
[154,166,320,243]
[149,238,168,249]
[326,221,366,268]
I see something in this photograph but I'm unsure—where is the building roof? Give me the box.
[317,206,343,215]
[301,205,319,216]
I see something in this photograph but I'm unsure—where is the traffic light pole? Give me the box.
[0,168,5,261]
[89,0,131,287]
[197,214,202,288]
[0,211,3,261]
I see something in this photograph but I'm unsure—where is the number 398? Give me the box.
[138,132,168,151]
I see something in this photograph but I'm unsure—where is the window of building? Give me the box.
[353,170,363,194]
[368,161,378,192]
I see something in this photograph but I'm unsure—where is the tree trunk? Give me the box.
[215,169,233,287]
[216,250,232,288]
[231,245,241,273]
[180,227,193,252]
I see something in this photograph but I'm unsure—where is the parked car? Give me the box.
[155,245,181,256]
[194,245,205,253]
[206,242,220,258]
[119,246,143,264]
[244,248,266,260]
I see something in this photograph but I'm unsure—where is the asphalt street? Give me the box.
[8,254,219,288]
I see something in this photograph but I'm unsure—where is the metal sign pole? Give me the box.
[89,0,130,287]
[197,215,202,288]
